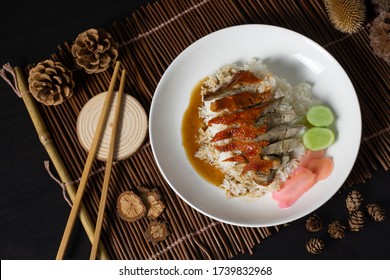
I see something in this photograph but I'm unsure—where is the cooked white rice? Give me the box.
[195,58,318,198]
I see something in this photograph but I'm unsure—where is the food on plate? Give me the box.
[183,59,336,207]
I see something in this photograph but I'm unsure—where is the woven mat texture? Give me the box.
[24,0,389,259]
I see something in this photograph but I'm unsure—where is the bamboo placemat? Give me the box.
[16,0,390,259]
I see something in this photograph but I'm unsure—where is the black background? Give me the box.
[0,0,389,260]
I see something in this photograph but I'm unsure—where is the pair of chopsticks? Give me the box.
[56,61,125,260]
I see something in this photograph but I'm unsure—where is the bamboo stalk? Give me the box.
[56,61,121,260]
[90,70,126,260]
[13,66,110,260]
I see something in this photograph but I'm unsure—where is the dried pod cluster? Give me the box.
[116,186,168,243]
[71,28,119,74]
[28,59,74,106]
[304,189,386,254]
[323,0,366,34]
[369,11,390,64]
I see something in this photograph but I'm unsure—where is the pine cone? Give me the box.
[28,59,74,106]
[71,28,118,74]
[305,214,324,232]
[328,221,346,239]
[371,0,390,13]
[305,238,325,255]
[369,11,390,64]
[346,190,363,213]
[366,203,386,222]
[348,210,366,231]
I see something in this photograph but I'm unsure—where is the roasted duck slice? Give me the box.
[203,70,263,101]
[208,106,267,126]
[211,124,267,142]
[215,140,268,154]
[261,138,303,155]
[256,124,305,142]
[208,98,283,126]
[242,157,273,174]
[256,110,296,127]
[210,90,272,112]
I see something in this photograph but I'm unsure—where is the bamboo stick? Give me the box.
[90,70,126,260]
[13,66,110,260]
[56,61,121,260]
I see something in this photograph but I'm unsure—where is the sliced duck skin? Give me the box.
[203,70,263,101]
[211,124,267,142]
[208,98,282,126]
[242,157,273,174]
[215,140,268,154]
[210,91,272,112]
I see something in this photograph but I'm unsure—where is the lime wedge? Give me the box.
[303,127,335,151]
[306,105,334,127]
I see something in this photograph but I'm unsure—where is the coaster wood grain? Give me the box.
[77,91,148,161]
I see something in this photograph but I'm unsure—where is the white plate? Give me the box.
[149,25,361,227]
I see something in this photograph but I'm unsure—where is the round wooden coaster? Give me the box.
[77,91,148,161]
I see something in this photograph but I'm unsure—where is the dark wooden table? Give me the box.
[1,0,389,260]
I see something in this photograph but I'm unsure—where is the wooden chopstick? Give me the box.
[90,70,126,260]
[56,61,121,260]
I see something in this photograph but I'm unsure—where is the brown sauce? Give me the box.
[182,80,225,186]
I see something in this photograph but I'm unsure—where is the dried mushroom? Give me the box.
[144,192,166,220]
[117,191,146,222]
[136,185,166,220]
[145,221,169,244]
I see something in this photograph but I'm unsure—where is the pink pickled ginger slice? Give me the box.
[306,157,334,182]
[299,149,326,168]
[272,167,316,208]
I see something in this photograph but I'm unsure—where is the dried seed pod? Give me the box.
[71,28,118,74]
[145,221,169,244]
[348,210,366,232]
[116,191,146,222]
[323,0,366,34]
[144,192,166,220]
[305,238,325,255]
[28,59,74,106]
[305,214,324,232]
[369,11,390,64]
[136,185,166,220]
[366,203,386,222]
[346,190,363,213]
[328,221,346,239]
